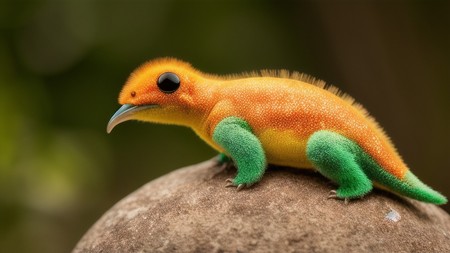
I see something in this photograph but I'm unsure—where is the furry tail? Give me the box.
[397,171,447,205]
[361,151,447,204]
[372,169,447,205]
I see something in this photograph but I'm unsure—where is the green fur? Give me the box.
[213,117,266,186]
[306,131,373,199]
[217,153,231,164]
[306,130,447,204]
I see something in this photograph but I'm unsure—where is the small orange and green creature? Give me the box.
[107,58,447,205]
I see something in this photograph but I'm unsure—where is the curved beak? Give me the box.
[107,104,157,133]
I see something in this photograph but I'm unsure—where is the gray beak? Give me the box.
[106,104,157,133]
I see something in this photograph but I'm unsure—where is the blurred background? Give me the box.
[0,0,448,252]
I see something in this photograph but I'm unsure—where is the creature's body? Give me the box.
[107,58,447,205]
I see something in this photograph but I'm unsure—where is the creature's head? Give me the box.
[107,58,206,133]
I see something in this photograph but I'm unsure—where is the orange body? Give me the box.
[118,58,407,179]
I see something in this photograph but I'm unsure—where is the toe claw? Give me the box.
[327,190,352,204]
[224,179,252,191]
[225,178,235,188]
[328,190,338,199]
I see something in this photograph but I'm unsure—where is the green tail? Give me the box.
[306,130,447,204]
[359,151,447,205]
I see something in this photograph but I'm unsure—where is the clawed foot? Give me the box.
[225,178,250,191]
[328,190,350,204]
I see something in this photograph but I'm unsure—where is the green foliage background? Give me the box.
[0,1,448,252]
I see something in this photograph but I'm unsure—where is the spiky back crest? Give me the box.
[220,68,404,178]
[130,58,404,177]
[138,58,398,155]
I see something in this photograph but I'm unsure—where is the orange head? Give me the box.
[107,58,208,133]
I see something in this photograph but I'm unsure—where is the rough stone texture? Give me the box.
[74,158,450,253]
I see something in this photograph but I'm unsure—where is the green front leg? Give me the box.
[212,117,267,189]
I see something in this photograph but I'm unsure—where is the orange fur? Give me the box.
[118,58,408,178]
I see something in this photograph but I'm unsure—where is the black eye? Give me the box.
[157,72,180,93]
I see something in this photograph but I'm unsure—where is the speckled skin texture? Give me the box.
[108,58,446,203]
[74,159,450,253]
[213,117,266,186]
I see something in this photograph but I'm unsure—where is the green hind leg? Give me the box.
[306,130,373,202]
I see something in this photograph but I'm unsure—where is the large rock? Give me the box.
[74,158,450,252]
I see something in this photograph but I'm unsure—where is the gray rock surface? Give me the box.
[74,158,450,253]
